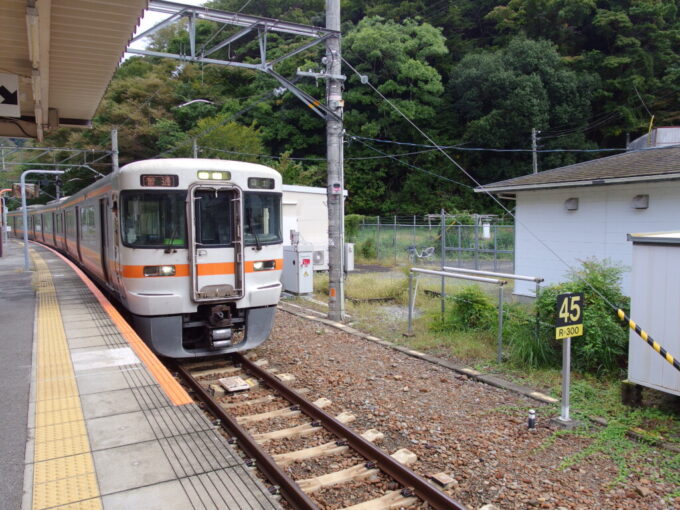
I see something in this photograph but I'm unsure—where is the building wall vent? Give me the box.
[564,197,579,211]
[632,194,649,209]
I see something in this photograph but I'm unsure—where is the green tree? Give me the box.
[486,0,680,137]
[446,37,598,183]
[342,16,454,214]
[190,115,265,162]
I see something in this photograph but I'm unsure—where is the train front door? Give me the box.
[188,185,244,303]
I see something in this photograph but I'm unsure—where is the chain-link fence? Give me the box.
[353,212,514,272]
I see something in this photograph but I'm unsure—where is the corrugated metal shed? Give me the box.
[0,0,147,140]
[628,231,680,396]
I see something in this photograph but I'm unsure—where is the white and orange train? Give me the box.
[9,159,283,358]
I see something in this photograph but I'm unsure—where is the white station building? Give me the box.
[475,128,680,297]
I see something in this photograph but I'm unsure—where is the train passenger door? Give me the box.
[50,213,56,245]
[99,198,110,284]
[75,206,82,262]
[187,185,243,303]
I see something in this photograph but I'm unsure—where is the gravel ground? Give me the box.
[254,309,679,510]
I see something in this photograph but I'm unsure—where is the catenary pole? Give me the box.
[326,0,345,321]
[111,129,120,172]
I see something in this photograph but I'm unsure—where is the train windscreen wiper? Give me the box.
[247,211,262,251]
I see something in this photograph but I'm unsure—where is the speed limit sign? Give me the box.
[555,293,584,340]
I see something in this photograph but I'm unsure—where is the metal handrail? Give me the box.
[408,268,507,362]
[411,267,506,285]
[442,266,543,283]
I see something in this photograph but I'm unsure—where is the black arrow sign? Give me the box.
[0,85,18,105]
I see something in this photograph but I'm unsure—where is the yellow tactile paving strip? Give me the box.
[31,252,102,510]
[41,244,192,406]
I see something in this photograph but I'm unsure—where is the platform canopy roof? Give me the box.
[0,0,147,140]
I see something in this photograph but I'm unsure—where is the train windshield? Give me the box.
[194,190,232,246]
[244,192,282,246]
[121,191,186,248]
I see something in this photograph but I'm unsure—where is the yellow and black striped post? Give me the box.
[617,309,680,372]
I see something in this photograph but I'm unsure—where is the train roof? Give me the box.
[13,159,282,213]
[120,158,281,178]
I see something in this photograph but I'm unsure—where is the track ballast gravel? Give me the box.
[253,308,678,510]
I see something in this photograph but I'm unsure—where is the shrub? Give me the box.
[433,285,497,332]
[357,238,377,259]
[533,259,629,375]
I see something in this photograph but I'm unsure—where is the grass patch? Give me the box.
[315,272,408,303]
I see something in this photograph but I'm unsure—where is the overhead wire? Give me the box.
[348,134,630,153]
[201,145,440,162]
[348,135,473,188]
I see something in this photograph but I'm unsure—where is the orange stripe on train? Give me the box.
[121,259,283,278]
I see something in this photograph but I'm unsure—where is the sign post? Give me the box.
[554,292,584,423]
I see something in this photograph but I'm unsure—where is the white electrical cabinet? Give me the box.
[282,245,314,294]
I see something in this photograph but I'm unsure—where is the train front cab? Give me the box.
[121,173,282,358]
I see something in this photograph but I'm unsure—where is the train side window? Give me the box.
[65,209,76,237]
[120,191,186,248]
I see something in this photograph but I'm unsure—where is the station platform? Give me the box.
[0,240,280,510]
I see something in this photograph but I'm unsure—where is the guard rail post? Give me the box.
[407,271,414,336]
[535,280,542,341]
[497,284,504,363]
[440,209,446,318]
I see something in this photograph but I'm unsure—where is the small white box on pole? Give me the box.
[344,243,354,272]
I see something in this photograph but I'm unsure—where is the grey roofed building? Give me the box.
[474,145,680,193]
[469,127,680,298]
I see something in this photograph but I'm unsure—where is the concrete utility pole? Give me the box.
[531,128,539,174]
[326,0,344,321]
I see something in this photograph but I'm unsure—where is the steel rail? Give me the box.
[235,354,469,510]
[173,362,319,510]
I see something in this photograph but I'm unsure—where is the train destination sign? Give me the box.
[555,292,584,339]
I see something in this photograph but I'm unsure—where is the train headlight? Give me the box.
[252,260,276,271]
[197,170,231,180]
[143,265,176,277]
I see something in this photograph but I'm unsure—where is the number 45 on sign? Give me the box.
[555,293,584,339]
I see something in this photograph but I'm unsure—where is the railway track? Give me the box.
[174,353,468,510]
